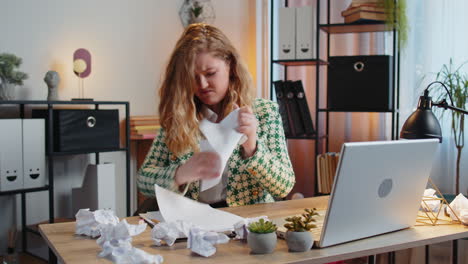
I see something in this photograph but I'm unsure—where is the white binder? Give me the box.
[0,119,24,191]
[22,119,46,189]
[72,163,116,212]
[296,5,317,59]
[278,7,296,60]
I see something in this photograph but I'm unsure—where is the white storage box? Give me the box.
[0,119,24,191]
[296,5,317,59]
[278,7,296,60]
[22,119,47,189]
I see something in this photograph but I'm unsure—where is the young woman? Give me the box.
[137,23,294,207]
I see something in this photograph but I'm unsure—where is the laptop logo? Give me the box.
[378,178,393,198]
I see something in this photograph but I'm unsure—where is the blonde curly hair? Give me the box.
[159,23,254,156]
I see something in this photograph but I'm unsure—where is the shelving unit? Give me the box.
[0,100,130,262]
[270,0,400,195]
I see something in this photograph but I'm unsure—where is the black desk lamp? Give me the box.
[400,81,468,142]
[400,81,467,225]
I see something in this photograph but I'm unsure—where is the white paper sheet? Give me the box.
[139,211,164,227]
[155,184,244,232]
[199,108,244,191]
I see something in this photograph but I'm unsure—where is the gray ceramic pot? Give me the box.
[247,232,277,254]
[286,231,313,252]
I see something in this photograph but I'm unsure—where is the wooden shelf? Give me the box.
[272,59,328,66]
[320,21,392,34]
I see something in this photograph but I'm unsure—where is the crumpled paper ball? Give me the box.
[97,219,164,263]
[75,209,163,263]
[233,216,269,240]
[448,193,468,224]
[152,220,194,246]
[421,189,441,212]
[187,227,229,257]
[75,208,120,238]
[100,239,163,264]
[97,219,147,248]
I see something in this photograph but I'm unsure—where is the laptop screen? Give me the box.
[319,139,439,248]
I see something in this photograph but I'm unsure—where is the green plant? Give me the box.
[379,0,408,49]
[191,1,203,18]
[434,59,467,194]
[248,218,277,234]
[0,53,28,85]
[284,208,318,232]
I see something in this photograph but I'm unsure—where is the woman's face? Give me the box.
[194,51,230,113]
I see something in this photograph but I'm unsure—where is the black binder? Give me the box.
[292,80,315,136]
[273,81,292,137]
[284,81,305,136]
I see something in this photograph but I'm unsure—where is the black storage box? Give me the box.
[327,55,393,111]
[32,109,120,153]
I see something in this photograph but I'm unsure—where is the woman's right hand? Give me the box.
[174,152,222,187]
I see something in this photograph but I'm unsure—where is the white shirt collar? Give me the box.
[201,105,218,123]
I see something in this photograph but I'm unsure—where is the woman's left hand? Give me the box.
[237,106,258,158]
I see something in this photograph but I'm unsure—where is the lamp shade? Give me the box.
[400,95,442,142]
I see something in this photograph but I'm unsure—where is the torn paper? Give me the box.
[199,108,244,191]
[155,184,244,232]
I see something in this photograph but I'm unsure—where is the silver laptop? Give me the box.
[276,139,439,248]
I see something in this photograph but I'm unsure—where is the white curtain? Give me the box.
[400,0,468,194]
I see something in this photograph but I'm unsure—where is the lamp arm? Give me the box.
[424,81,455,106]
[433,99,468,115]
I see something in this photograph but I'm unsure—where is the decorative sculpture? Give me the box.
[179,0,215,28]
[72,48,92,100]
[44,71,60,101]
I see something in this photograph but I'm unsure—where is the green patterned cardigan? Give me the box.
[137,98,295,206]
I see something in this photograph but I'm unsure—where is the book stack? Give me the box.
[316,152,340,194]
[341,1,386,24]
[130,115,160,140]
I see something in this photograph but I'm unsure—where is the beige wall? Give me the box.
[0,0,258,257]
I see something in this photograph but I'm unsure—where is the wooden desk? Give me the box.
[39,196,468,264]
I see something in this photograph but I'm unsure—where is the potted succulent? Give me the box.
[190,1,204,24]
[0,53,28,100]
[434,59,467,196]
[247,218,277,254]
[284,208,318,252]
